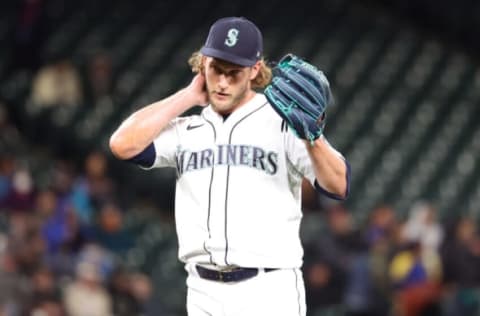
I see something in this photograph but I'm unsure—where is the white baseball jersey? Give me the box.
[146,93,342,269]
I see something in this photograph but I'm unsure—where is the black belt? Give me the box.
[196,265,277,283]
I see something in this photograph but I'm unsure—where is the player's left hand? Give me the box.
[264,54,333,144]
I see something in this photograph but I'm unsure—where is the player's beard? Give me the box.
[208,81,251,115]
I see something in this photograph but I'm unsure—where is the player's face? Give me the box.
[203,57,259,115]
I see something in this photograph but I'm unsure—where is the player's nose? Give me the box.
[218,74,229,89]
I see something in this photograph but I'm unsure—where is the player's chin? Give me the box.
[212,103,233,115]
[211,96,233,111]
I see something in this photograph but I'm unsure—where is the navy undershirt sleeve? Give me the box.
[314,159,351,201]
[125,142,156,168]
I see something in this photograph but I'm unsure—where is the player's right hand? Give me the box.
[186,73,209,107]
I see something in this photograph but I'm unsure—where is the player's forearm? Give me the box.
[110,88,195,159]
[305,137,348,199]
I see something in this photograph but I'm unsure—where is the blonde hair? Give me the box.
[188,51,272,89]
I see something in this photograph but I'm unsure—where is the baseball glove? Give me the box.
[264,54,332,144]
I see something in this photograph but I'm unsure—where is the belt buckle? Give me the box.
[218,266,236,282]
[220,266,236,272]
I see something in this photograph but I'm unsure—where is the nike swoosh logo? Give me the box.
[186,123,205,130]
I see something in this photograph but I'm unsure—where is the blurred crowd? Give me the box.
[3,2,480,316]
[0,104,155,316]
[0,2,177,314]
[303,201,480,316]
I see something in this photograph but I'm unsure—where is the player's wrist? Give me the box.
[182,87,208,108]
[171,88,203,112]
[303,136,324,149]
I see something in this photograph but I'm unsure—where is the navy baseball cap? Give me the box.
[200,17,263,67]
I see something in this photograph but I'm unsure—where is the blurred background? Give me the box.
[1,0,480,315]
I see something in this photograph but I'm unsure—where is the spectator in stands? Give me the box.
[90,202,134,255]
[63,261,113,316]
[0,233,31,315]
[71,150,116,225]
[388,239,442,315]
[109,267,145,316]
[30,59,84,108]
[304,205,369,314]
[403,201,444,250]
[304,259,343,309]
[326,205,389,316]
[363,204,399,308]
[0,103,23,155]
[34,189,58,221]
[0,156,15,205]
[30,265,61,300]
[41,160,89,256]
[40,156,117,278]
[85,51,114,105]
[24,265,64,315]
[109,267,137,316]
[34,188,76,279]
[0,105,27,211]
[41,201,90,282]
[402,201,443,283]
[129,272,153,313]
[28,299,65,316]
[41,195,85,256]
[365,204,397,247]
[1,167,35,213]
[441,216,480,316]
[76,243,116,283]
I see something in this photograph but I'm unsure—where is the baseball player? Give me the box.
[110,16,350,316]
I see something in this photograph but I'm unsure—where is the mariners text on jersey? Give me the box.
[175,144,278,176]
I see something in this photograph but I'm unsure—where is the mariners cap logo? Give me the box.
[225,28,239,47]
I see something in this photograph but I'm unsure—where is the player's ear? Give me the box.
[249,61,261,80]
